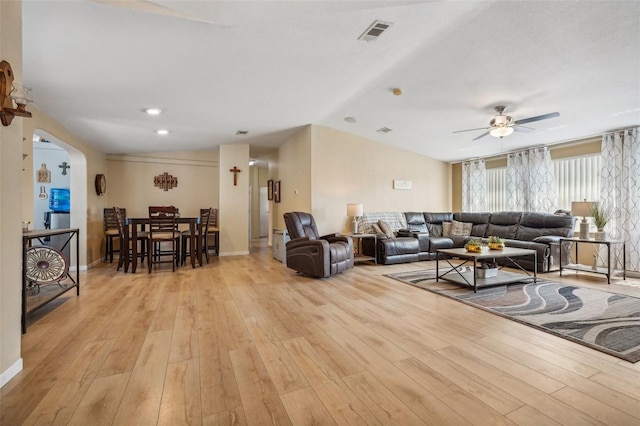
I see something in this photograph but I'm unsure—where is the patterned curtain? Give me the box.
[506,147,556,212]
[462,160,486,212]
[600,128,640,272]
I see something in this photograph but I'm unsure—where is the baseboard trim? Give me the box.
[0,357,23,389]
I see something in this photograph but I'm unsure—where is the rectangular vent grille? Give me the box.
[358,20,393,42]
[236,130,249,135]
[376,127,392,133]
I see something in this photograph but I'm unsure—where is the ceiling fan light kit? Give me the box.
[490,126,514,138]
[454,105,559,141]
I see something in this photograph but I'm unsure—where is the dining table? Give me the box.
[124,216,202,273]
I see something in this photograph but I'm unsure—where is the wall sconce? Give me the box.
[0,60,33,126]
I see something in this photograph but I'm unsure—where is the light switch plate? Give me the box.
[393,180,412,190]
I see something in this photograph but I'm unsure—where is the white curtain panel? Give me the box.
[600,128,640,272]
[506,147,556,212]
[462,159,487,212]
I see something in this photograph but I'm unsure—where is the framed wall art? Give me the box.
[267,179,274,200]
[274,180,281,203]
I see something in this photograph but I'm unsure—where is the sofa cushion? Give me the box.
[381,237,419,256]
[371,223,388,239]
[486,211,522,239]
[378,221,395,239]
[404,212,428,233]
[453,212,491,237]
[426,213,454,237]
[516,212,576,241]
[450,220,473,236]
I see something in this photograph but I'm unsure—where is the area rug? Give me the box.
[385,269,640,363]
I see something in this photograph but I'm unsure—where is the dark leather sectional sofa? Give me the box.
[359,211,576,272]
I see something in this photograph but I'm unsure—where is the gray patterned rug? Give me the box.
[385,269,640,363]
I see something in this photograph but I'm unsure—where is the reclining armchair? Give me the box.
[283,212,354,278]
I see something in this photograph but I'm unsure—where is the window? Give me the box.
[485,154,601,212]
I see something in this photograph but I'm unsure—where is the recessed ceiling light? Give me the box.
[344,117,357,123]
[376,127,392,133]
[249,160,256,166]
[144,107,162,115]
[155,129,170,135]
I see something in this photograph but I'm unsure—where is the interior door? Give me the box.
[259,187,268,237]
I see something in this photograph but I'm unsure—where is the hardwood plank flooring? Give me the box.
[2,239,640,425]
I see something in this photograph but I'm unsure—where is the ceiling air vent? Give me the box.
[376,127,392,133]
[236,130,249,135]
[358,20,393,42]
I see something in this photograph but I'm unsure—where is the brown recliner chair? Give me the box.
[283,212,354,278]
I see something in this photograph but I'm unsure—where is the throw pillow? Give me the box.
[442,221,452,237]
[378,221,395,239]
[450,220,473,236]
[372,223,388,239]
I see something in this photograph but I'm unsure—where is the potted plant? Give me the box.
[464,238,482,253]
[487,236,505,250]
[477,261,498,278]
[591,203,611,240]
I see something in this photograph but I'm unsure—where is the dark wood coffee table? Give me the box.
[436,247,537,292]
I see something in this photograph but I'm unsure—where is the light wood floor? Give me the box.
[2,239,640,425]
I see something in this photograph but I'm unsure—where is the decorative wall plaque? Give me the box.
[154,172,178,191]
[36,163,51,183]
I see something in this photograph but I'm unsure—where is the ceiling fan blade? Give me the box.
[472,130,492,141]
[453,126,490,134]
[514,112,560,125]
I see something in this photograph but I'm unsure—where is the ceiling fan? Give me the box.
[453,106,560,141]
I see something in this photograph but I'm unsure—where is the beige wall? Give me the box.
[1,0,24,386]
[106,151,219,218]
[311,125,451,234]
[273,125,452,235]
[273,126,312,229]
[219,144,250,255]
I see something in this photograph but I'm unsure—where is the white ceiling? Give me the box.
[21,0,640,163]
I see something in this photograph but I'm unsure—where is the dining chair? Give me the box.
[206,208,219,256]
[113,206,147,272]
[147,206,181,272]
[103,207,124,262]
[181,208,212,266]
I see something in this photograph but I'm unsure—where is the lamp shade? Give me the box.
[347,203,363,217]
[571,201,595,218]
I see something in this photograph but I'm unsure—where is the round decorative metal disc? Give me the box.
[25,246,68,284]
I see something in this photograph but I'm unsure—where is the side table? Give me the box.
[348,233,377,264]
[559,237,626,284]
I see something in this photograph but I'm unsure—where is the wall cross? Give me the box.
[58,161,70,175]
[230,166,241,186]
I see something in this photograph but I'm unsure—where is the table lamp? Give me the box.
[347,203,363,234]
[571,199,594,239]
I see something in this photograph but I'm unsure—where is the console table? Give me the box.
[22,228,80,333]
[559,237,626,284]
